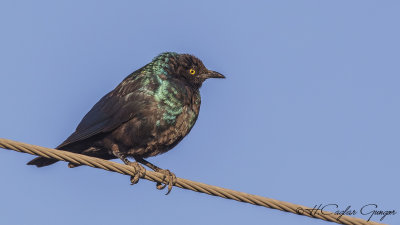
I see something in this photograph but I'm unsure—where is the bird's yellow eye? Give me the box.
[189,68,196,75]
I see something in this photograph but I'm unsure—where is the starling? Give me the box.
[27,52,225,193]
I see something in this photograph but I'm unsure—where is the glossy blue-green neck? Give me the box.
[142,52,178,76]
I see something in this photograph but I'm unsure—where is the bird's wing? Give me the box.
[57,77,154,149]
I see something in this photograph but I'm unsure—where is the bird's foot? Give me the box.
[68,162,80,168]
[126,162,146,185]
[155,169,177,195]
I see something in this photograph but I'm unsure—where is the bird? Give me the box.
[27,52,225,194]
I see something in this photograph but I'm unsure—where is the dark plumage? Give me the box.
[27,52,224,192]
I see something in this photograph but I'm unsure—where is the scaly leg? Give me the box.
[134,157,177,195]
[112,145,146,185]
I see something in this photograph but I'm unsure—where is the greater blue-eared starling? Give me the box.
[27,52,225,193]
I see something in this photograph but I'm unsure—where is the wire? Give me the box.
[0,138,386,225]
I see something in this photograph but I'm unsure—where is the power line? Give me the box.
[0,138,385,225]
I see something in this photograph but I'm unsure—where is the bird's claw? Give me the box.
[126,162,146,185]
[68,162,79,168]
[155,169,177,195]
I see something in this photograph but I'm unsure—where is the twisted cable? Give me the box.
[0,138,386,225]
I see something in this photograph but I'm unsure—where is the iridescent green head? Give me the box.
[153,52,225,88]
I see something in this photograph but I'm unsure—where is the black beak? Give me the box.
[202,70,225,79]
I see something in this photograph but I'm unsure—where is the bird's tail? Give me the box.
[27,157,59,167]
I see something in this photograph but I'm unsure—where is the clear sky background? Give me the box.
[0,1,399,225]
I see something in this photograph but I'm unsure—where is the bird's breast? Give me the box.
[152,77,198,124]
[115,78,201,158]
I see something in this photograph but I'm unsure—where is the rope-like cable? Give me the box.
[0,138,386,225]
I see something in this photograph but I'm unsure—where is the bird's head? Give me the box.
[152,52,225,88]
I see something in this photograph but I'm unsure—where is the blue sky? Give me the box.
[0,1,399,224]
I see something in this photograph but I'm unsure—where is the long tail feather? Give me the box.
[27,157,59,167]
